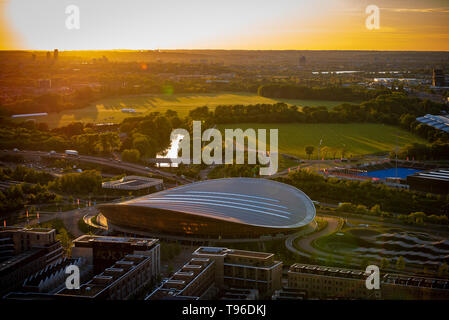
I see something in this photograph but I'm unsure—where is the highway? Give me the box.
[1,149,194,184]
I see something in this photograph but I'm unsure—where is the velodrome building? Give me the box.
[99,178,315,241]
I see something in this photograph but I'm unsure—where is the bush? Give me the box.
[121,148,141,163]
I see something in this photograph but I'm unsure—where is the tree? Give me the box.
[409,211,426,224]
[305,145,315,160]
[438,262,448,277]
[396,256,405,271]
[370,204,382,216]
[121,149,141,163]
[361,258,370,269]
[380,257,390,270]
[326,254,335,267]
[133,133,158,158]
[343,254,353,266]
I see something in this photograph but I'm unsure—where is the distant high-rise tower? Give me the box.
[433,69,445,87]
[53,49,59,60]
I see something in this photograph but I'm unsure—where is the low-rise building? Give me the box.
[220,288,259,300]
[71,235,160,274]
[407,169,449,194]
[288,263,380,299]
[272,287,307,300]
[56,253,157,299]
[0,227,64,296]
[147,257,217,300]
[22,257,89,293]
[54,235,160,299]
[4,235,160,300]
[148,246,282,300]
[382,274,449,300]
[192,247,282,298]
[288,263,449,300]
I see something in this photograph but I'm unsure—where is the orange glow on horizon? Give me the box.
[0,0,448,51]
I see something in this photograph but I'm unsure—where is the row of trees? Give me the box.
[257,84,390,102]
[395,142,449,161]
[0,166,54,185]
[48,170,102,195]
[336,202,392,218]
[119,111,185,159]
[336,202,449,225]
[188,93,447,128]
[399,113,449,143]
[278,169,449,216]
[207,164,259,179]
[0,182,58,214]
[0,109,187,161]
[1,87,97,115]
[398,211,449,225]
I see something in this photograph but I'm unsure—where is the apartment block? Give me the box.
[288,263,449,300]
[147,257,217,300]
[0,227,64,295]
[288,263,380,299]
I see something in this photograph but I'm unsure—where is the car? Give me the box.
[13,148,19,152]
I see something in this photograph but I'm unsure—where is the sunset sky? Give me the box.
[1,0,448,51]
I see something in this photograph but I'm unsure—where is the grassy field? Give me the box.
[216,123,426,159]
[42,92,348,128]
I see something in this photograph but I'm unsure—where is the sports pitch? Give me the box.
[216,123,426,159]
[42,92,348,128]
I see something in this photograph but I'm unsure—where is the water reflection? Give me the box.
[156,133,184,167]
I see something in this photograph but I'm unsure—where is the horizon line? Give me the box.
[1,49,449,53]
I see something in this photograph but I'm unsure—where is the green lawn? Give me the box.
[216,123,426,159]
[42,92,348,128]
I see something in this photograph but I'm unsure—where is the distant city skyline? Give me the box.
[0,0,448,51]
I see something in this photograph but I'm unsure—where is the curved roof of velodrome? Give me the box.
[113,178,316,229]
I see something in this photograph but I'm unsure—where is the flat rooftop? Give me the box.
[102,175,163,190]
[0,249,42,273]
[0,227,54,234]
[118,178,316,229]
[73,235,158,248]
[383,274,449,290]
[408,169,449,182]
[289,263,368,280]
[194,247,273,259]
[56,254,148,298]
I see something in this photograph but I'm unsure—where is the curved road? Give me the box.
[285,216,342,258]
[296,216,341,255]
[17,207,92,238]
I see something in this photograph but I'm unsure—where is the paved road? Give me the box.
[285,222,318,258]
[288,216,342,258]
[18,207,93,238]
[83,209,107,230]
[1,150,193,184]
[299,216,341,254]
